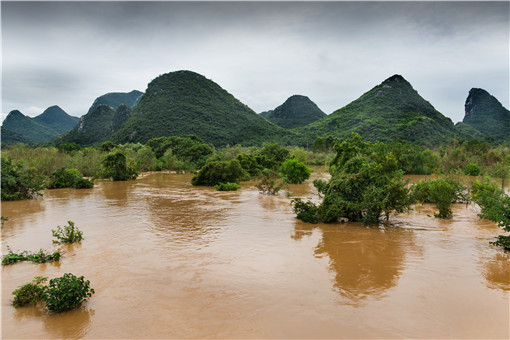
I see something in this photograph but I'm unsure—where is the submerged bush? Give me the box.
[191,159,248,186]
[52,221,83,244]
[1,158,45,200]
[102,151,138,181]
[2,246,61,265]
[291,199,319,224]
[280,158,311,184]
[12,276,48,307]
[214,182,241,191]
[48,167,93,189]
[411,178,468,219]
[42,273,95,313]
[255,169,284,195]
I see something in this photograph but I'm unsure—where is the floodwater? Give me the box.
[1,169,509,339]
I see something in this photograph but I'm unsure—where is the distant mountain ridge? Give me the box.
[260,95,326,129]
[1,106,79,145]
[456,88,510,142]
[295,74,463,146]
[112,70,295,146]
[87,90,143,113]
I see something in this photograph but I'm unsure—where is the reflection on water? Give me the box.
[293,222,414,304]
[1,170,509,339]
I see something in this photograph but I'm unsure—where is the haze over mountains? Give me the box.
[2,70,508,148]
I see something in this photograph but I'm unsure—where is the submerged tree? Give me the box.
[293,133,412,225]
[102,151,138,181]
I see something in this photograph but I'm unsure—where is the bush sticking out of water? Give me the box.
[291,199,319,223]
[256,169,284,195]
[42,273,95,313]
[48,167,94,189]
[2,246,61,265]
[411,178,468,219]
[52,221,83,244]
[1,158,45,201]
[471,179,510,250]
[102,151,138,181]
[214,182,241,191]
[191,159,248,186]
[280,158,311,184]
[12,276,48,307]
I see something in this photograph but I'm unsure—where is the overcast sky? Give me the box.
[1,1,509,124]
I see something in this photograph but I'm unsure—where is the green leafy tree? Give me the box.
[255,169,284,195]
[102,151,138,181]
[280,158,311,184]
[236,153,261,177]
[464,163,481,176]
[255,142,290,170]
[42,273,95,313]
[191,159,248,186]
[410,178,468,219]
[1,158,45,200]
[48,167,93,189]
[471,179,510,250]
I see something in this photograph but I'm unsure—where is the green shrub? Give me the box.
[2,247,61,265]
[236,153,261,177]
[292,199,319,223]
[214,182,241,191]
[102,151,138,181]
[280,158,311,184]
[411,178,468,219]
[52,221,83,244]
[42,273,95,313]
[464,163,481,176]
[255,142,290,170]
[48,167,94,189]
[313,179,328,196]
[1,158,45,200]
[255,169,284,195]
[12,276,48,307]
[191,159,248,186]
[471,179,510,250]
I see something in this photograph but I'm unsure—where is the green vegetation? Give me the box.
[471,179,510,250]
[293,134,412,225]
[87,90,143,113]
[191,159,248,186]
[410,178,468,219]
[464,163,481,176]
[260,95,326,129]
[112,70,295,147]
[48,168,93,189]
[2,247,61,265]
[52,221,84,244]
[1,110,63,144]
[32,106,80,135]
[102,151,138,181]
[12,276,48,307]
[214,182,241,191]
[280,158,311,184]
[1,158,45,200]
[42,273,95,313]
[256,169,284,195]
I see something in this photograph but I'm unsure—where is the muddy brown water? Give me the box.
[1,169,509,339]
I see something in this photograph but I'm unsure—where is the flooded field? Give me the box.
[1,169,509,339]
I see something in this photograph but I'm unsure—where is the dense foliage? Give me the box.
[1,158,45,200]
[191,159,248,186]
[48,168,93,189]
[52,221,84,244]
[102,151,138,181]
[42,273,95,313]
[280,158,311,184]
[214,182,241,191]
[255,169,284,195]
[471,179,510,250]
[410,178,468,219]
[1,110,63,144]
[12,276,48,307]
[293,134,412,225]
[86,90,143,113]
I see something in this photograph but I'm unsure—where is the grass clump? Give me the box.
[12,276,48,307]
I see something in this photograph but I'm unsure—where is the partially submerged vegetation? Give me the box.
[2,247,61,265]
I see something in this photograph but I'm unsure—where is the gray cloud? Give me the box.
[2,1,508,124]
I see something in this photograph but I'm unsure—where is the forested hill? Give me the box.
[112,70,295,147]
[260,95,326,129]
[456,88,510,142]
[32,105,80,134]
[87,90,143,113]
[294,75,463,147]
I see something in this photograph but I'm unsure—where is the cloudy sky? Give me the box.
[1,1,509,124]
